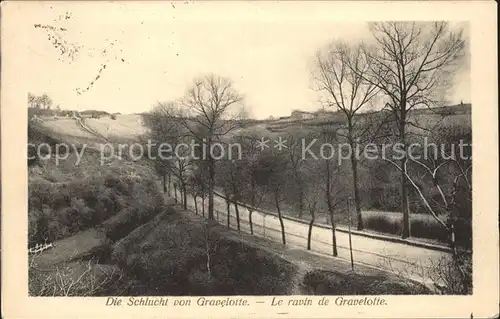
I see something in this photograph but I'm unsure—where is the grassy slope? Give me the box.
[43,115,147,141]
[28,121,165,296]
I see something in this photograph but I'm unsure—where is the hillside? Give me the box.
[38,104,472,247]
[28,120,434,296]
[42,104,471,141]
[42,114,147,142]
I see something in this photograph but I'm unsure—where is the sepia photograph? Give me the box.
[1,1,498,319]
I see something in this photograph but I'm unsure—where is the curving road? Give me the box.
[177,189,450,288]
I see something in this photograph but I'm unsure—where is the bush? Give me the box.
[28,170,165,245]
[101,208,142,242]
[364,213,402,235]
[362,211,450,242]
[29,258,128,296]
[410,217,448,242]
[361,210,471,247]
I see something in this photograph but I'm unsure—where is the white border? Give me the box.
[1,1,498,318]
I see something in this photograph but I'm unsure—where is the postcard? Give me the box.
[1,1,498,318]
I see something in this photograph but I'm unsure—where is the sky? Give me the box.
[20,2,471,119]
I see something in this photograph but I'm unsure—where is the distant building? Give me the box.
[291,110,314,120]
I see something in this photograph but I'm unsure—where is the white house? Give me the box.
[291,110,315,120]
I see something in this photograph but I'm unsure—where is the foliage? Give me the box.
[110,213,298,295]
[28,172,164,246]
[362,210,450,242]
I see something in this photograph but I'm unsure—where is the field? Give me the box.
[42,114,148,141]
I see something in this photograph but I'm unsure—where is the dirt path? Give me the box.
[31,229,109,269]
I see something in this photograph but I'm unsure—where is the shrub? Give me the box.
[28,170,165,245]
[101,208,141,242]
[429,252,472,295]
[364,213,402,235]
[362,211,450,243]
[410,217,448,242]
[29,257,128,296]
[28,206,50,246]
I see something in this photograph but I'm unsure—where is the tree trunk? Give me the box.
[293,170,304,219]
[174,185,178,203]
[350,154,364,230]
[401,166,411,238]
[307,212,315,250]
[234,201,241,232]
[167,174,171,195]
[182,184,188,210]
[399,115,410,239]
[249,210,254,235]
[205,227,211,279]
[208,159,215,220]
[325,159,338,256]
[274,191,286,245]
[202,197,205,217]
[163,173,167,193]
[194,195,198,215]
[330,213,338,257]
[226,198,231,229]
[298,189,304,219]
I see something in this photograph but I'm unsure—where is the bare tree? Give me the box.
[283,134,307,218]
[384,122,472,293]
[172,151,192,210]
[173,181,179,204]
[28,93,37,108]
[29,252,126,296]
[304,181,323,251]
[188,177,200,215]
[143,102,179,195]
[189,167,208,216]
[39,93,53,110]
[313,42,379,230]
[144,102,193,208]
[256,150,288,245]
[320,129,348,256]
[202,221,222,280]
[217,157,245,232]
[361,22,466,238]
[239,135,266,235]
[220,179,233,229]
[176,74,245,220]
